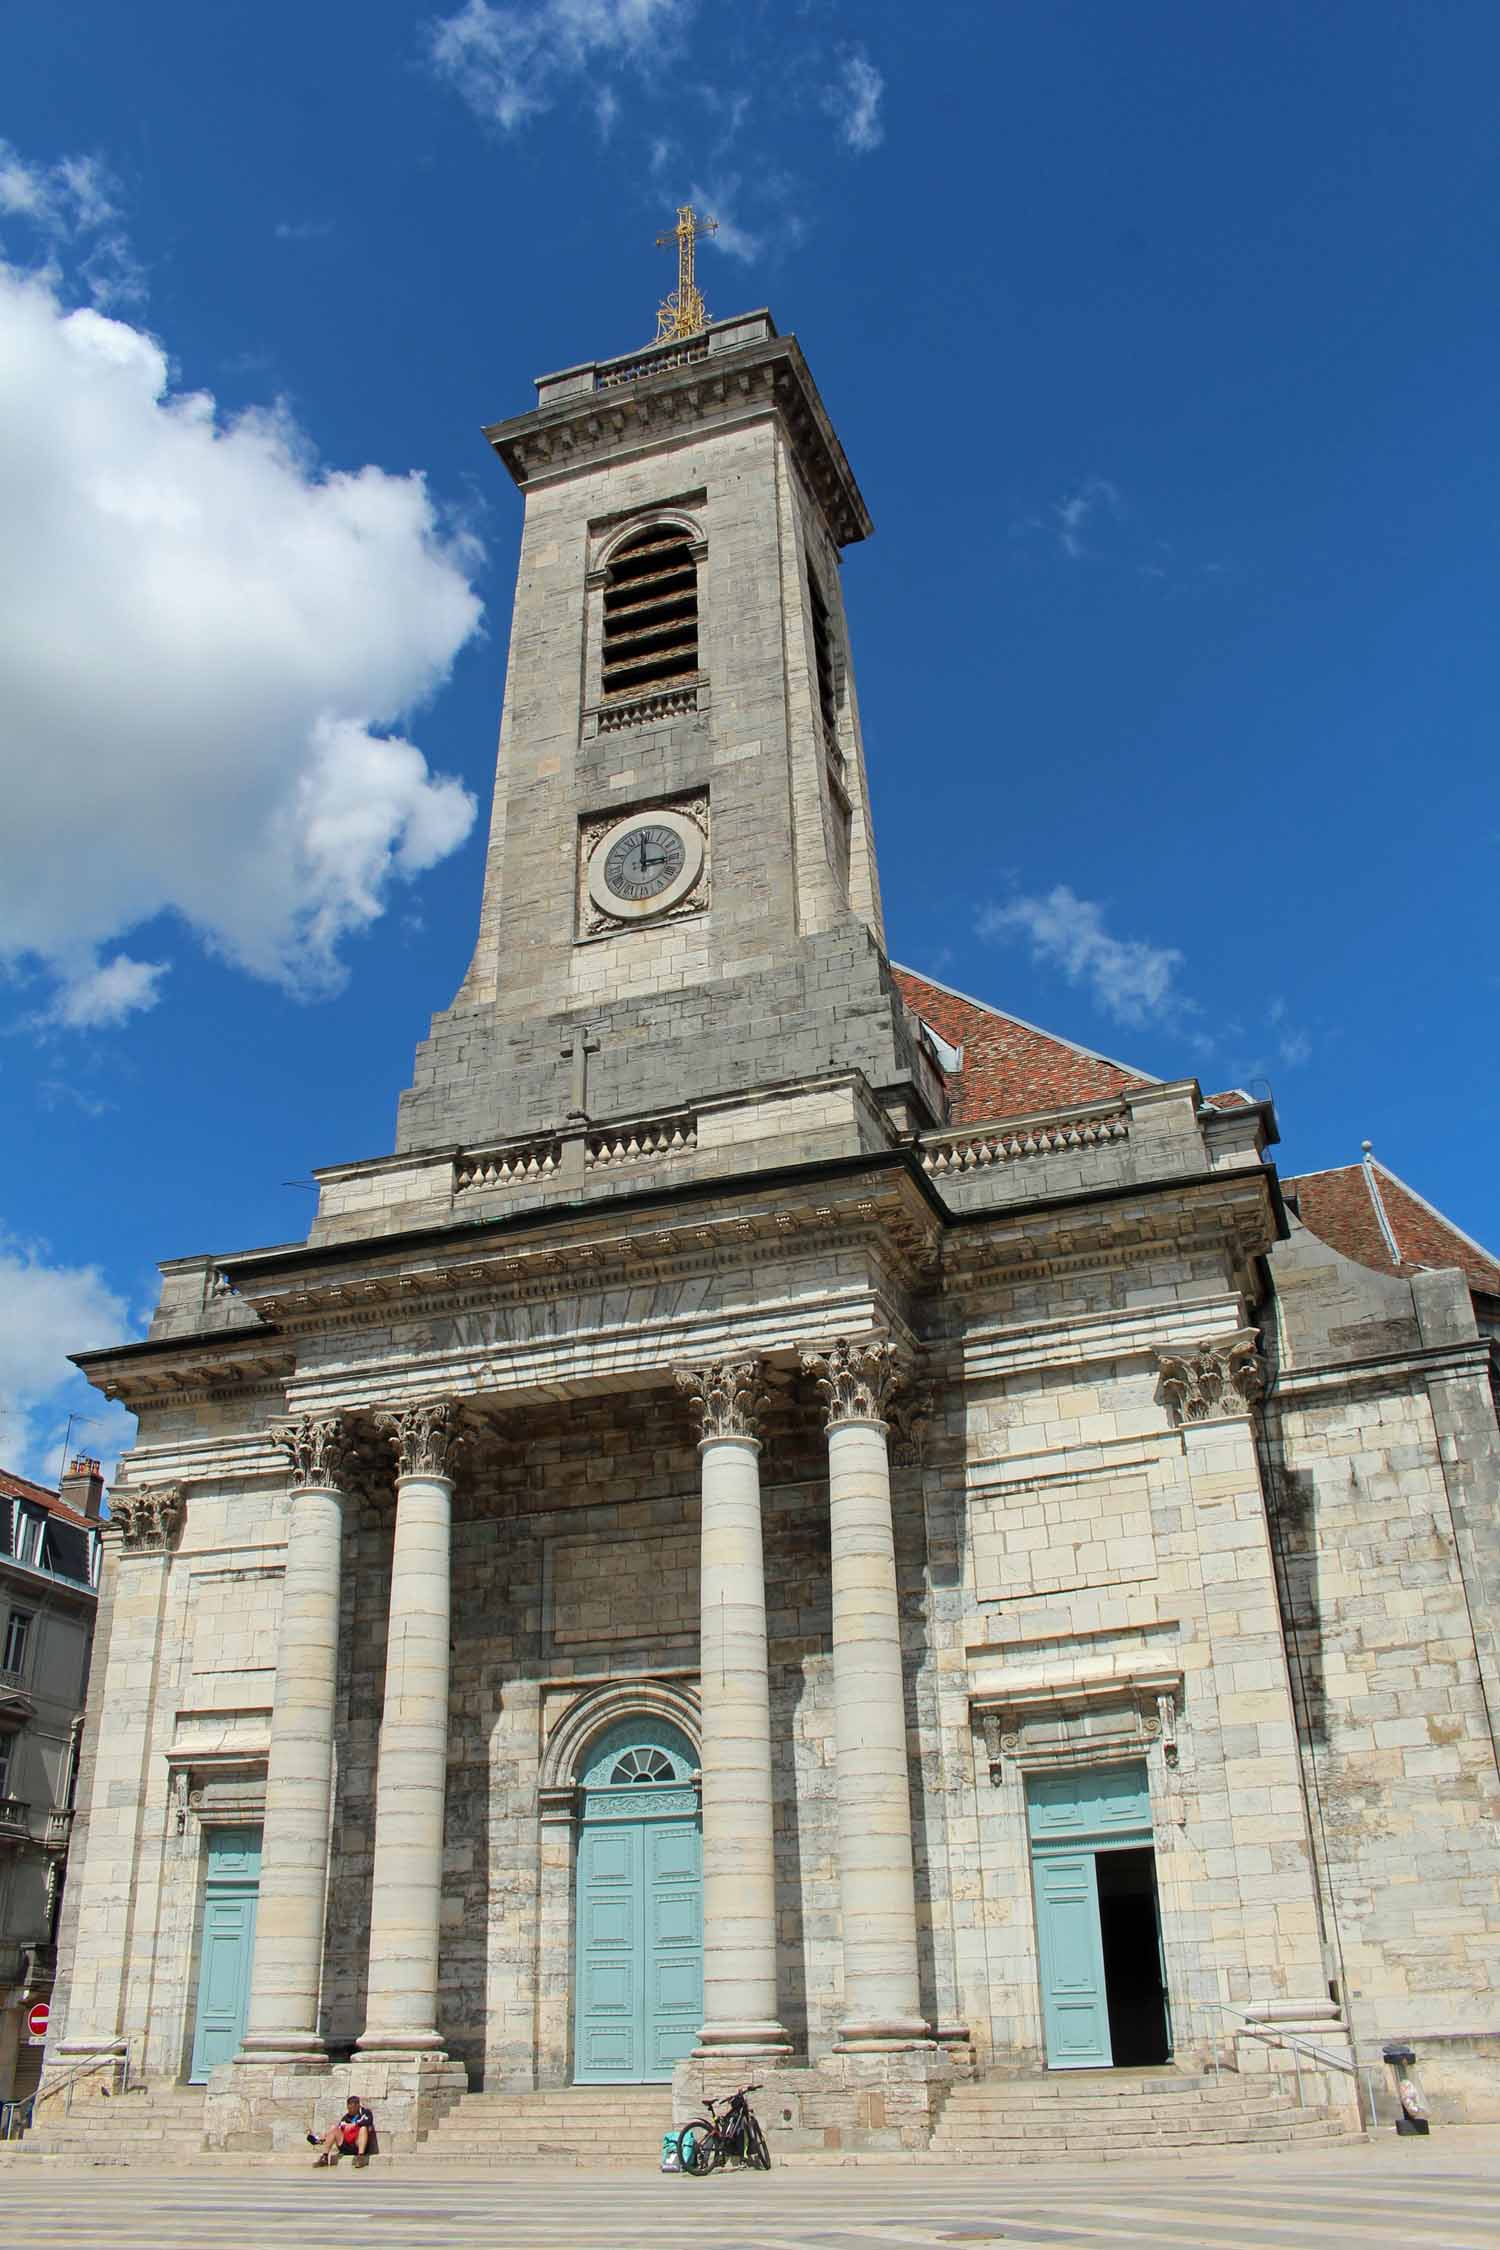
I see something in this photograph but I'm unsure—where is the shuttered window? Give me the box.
[601,526,699,698]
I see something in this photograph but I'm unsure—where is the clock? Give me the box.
[585,806,706,923]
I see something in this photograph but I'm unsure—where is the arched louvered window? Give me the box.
[601,525,699,698]
[808,572,840,749]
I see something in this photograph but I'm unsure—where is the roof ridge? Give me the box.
[890,962,1160,1084]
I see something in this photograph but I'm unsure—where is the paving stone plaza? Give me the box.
[35,265,1500,2162]
[4,2140,1499,2250]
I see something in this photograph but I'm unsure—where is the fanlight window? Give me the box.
[610,1747,675,1785]
[601,525,699,698]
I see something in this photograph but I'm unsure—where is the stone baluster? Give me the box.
[356,1400,461,2058]
[239,1415,351,2064]
[801,1337,930,2048]
[674,1361,790,2059]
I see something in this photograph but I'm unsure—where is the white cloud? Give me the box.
[594,84,620,138]
[0,250,483,1018]
[0,1233,138,1482]
[1055,476,1123,560]
[825,51,884,153]
[687,178,761,263]
[274,218,335,243]
[429,0,694,133]
[0,136,141,305]
[50,954,170,1029]
[978,885,1189,1028]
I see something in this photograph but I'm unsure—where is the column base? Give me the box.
[354,2032,449,2060]
[835,2015,934,2052]
[693,2020,793,2060]
[236,2033,329,2069]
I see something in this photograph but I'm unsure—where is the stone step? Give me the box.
[936,2100,1300,2128]
[930,2122,1346,2154]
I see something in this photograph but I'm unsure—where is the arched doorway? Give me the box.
[573,1715,701,2083]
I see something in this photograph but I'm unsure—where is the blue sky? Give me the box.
[3,0,1498,1480]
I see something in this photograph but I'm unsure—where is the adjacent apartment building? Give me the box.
[0,1460,101,2108]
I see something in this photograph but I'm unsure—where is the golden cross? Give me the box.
[654,204,718,342]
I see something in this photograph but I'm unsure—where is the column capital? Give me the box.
[801,1335,909,1431]
[274,1412,351,1490]
[111,1481,186,1553]
[378,1398,463,1480]
[674,1359,766,1444]
[1156,1328,1264,1426]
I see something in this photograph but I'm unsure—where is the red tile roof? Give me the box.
[893,964,1155,1125]
[0,1467,95,1529]
[1288,1161,1500,1297]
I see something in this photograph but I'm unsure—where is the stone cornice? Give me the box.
[484,327,873,549]
[940,1169,1279,1297]
[1265,1335,1496,1401]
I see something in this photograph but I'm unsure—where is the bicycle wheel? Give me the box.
[680,2122,721,2175]
[745,2116,771,2170]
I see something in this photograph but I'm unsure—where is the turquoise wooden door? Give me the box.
[189,1828,261,2081]
[1027,1765,1152,2072]
[574,1721,701,2084]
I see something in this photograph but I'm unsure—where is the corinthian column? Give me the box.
[801,1337,929,2048]
[356,1400,460,2058]
[238,1416,351,2063]
[674,1361,790,2058]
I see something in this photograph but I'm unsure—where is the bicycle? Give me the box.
[677,2082,771,2173]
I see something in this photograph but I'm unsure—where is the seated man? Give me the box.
[308,2096,374,2167]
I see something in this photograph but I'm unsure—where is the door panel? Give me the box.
[1033,1849,1112,2069]
[189,1826,262,2083]
[189,1892,258,2080]
[574,1808,702,2083]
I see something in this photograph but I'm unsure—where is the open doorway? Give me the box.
[1095,1846,1170,2066]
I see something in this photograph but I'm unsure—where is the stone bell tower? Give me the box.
[395,301,942,1168]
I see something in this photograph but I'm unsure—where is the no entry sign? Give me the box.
[26,2001,48,2040]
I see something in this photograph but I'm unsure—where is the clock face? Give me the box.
[603,822,686,903]
[585,805,706,924]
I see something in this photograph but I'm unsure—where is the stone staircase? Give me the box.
[414,2085,676,2168]
[928,2068,1351,2164]
[7,2082,207,2165]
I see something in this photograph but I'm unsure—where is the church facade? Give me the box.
[48,302,1500,2151]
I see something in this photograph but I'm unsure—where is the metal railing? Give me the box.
[1209,2000,1379,2129]
[31,2044,131,2119]
[0,1795,29,1838]
[0,2095,34,2140]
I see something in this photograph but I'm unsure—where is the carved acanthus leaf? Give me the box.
[1156,1329,1264,1426]
[800,1335,907,1430]
[378,1399,463,1480]
[274,1414,350,1490]
[674,1359,765,1442]
[888,1385,935,1469]
[111,1482,186,1552]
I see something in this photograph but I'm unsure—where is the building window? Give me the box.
[0,1738,10,1800]
[15,1510,42,1568]
[601,525,700,699]
[808,569,851,892]
[2,1610,31,1677]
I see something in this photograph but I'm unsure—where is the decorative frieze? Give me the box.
[1156,1329,1264,1425]
[801,1335,906,1430]
[274,1413,349,1490]
[379,1399,463,1480]
[112,1483,186,1552]
[674,1359,766,1442]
